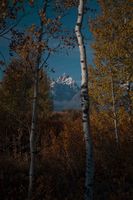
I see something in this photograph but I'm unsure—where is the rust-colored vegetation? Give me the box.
[0,108,132,199]
[0,0,132,199]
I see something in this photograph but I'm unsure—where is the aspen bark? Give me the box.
[28,65,39,199]
[126,80,132,123]
[28,1,48,199]
[75,1,94,200]
[110,69,119,144]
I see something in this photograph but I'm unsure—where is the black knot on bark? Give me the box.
[76,23,80,26]
[81,84,88,89]
[82,119,88,122]
[83,108,88,114]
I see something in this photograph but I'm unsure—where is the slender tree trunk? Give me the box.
[75,1,94,200]
[28,65,39,199]
[28,1,48,199]
[110,70,119,144]
[126,80,132,123]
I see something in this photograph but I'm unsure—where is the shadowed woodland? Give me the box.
[0,0,133,200]
[0,110,133,199]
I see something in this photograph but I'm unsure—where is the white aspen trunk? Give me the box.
[28,65,39,199]
[75,1,94,200]
[28,1,48,199]
[110,70,119,144]
[126,80,132,123]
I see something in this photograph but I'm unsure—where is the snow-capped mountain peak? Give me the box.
[57,73,74,85]
[51,73,79,90]
[50,74,80,111]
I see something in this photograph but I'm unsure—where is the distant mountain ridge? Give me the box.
[51,74,81,111]
[50,74,133,111]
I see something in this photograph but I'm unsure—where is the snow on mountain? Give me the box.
[51,73,79,90]
[51,74,133,111]
[51,74,81,111]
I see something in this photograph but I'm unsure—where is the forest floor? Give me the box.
[0,112,133,200]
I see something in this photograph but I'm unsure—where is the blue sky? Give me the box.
[47,2,97,84]
[0,0,99,83]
